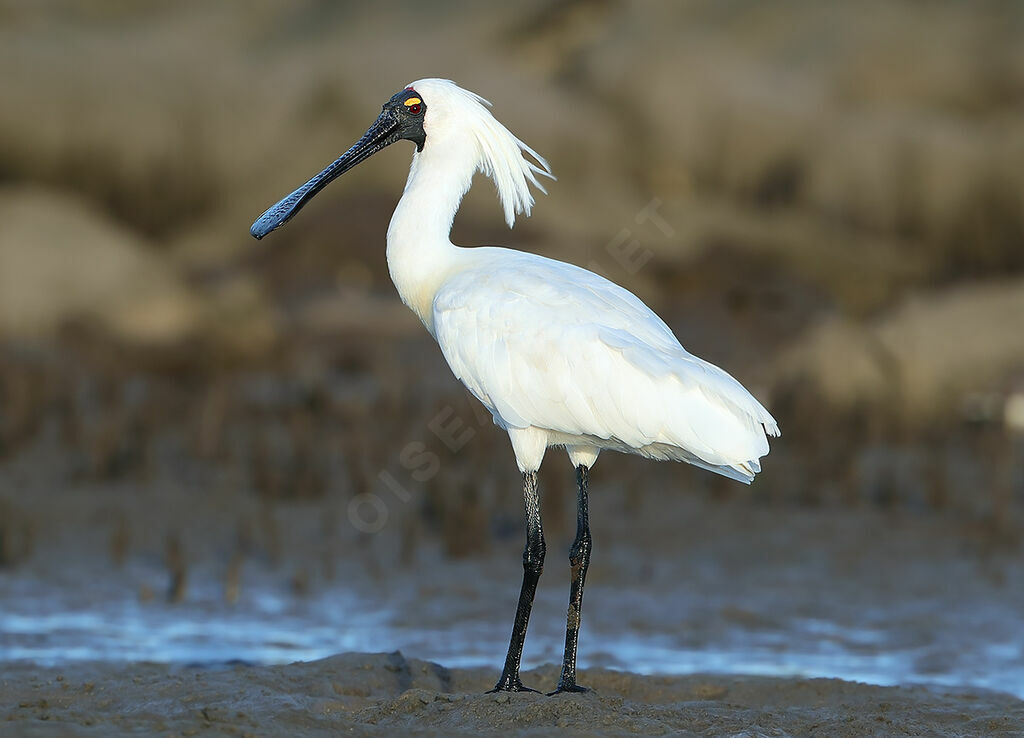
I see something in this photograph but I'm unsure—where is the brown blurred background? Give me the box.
[1,0,1023,582]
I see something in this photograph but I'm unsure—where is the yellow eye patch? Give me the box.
[403,97,422,107]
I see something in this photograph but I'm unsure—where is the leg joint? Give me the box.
[568,536,591,567]
[523,534,546,573]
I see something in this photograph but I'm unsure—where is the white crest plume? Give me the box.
[408,78,554,227]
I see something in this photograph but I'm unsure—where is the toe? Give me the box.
[487,677,541,694]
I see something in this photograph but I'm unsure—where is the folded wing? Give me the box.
[433,249,779,481]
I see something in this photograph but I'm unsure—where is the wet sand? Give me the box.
[4,651,1023,737]
[4,469,1024,737]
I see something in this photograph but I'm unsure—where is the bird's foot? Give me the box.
[487,673,540,694]
[548,680,590,696]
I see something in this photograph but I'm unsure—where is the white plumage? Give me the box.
[385,79,778,482]
[251,76,781,694]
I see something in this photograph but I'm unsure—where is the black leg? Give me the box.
[552,465,592,694]
[489,470,545,693]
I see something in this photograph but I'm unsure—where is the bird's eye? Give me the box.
[408,103,422,115]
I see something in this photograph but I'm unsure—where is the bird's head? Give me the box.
[250,79,552,239]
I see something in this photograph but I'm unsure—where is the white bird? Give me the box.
[251,78,779,694]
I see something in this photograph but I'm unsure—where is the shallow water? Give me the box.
[4,545,1024,698]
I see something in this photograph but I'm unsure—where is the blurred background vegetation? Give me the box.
[1,0,1023,578]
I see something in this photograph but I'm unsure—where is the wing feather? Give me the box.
[433,248,778,474]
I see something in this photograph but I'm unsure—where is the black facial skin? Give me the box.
[250,87,426,240]
[390,87,427,151]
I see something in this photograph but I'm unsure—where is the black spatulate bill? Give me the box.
[250,87,427,240]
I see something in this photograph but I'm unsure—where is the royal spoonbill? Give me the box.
[251,79,779,694]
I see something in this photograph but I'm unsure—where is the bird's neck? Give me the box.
[386,137,474,333]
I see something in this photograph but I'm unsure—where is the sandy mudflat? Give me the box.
[5,466,1024,737]
[3,652,1023,737]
